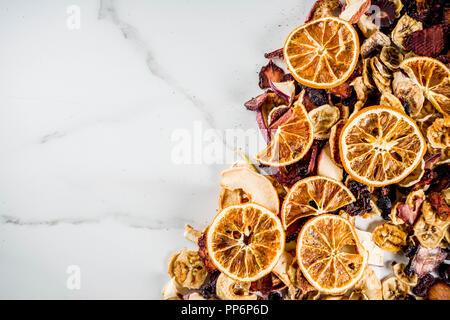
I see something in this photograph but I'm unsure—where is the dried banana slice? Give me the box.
[215,273,258,300]
[392,262,418,286]
[308,104,340,140]
[380,46,404,71]
[391,14,423,50]
[162,279,184,300]
[382,275,410,300]
[380,92,403,111]
[168,250,207,289]
[371,56,392,94]
[360,31,391,58]
[392,71,425,117]
[427,118,450,149]
[372,223,408,253]
[348,291,369,300]
[362,58,375,90]
[414,201,450,249]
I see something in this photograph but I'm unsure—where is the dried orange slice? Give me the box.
[400,57,450,123]
[207,203,285,282]
[283,17,359,89]
[255,96,314,167]
[340,106,426,187]
[297,214,368,294]
[281,176,355,229]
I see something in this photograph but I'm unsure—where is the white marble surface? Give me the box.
[0,0,394,299]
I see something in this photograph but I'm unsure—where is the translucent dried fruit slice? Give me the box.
[372,223,407,253]
[283,17,359,89]
[255,96,314,167]
[281,176,355,229]
[340,106,427,187]
[207,203,285,282]
[297,214,368,294]
[400,57,450,123]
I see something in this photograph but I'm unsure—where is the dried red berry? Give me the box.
[412,273,436,297]
[258,60,285,89]
[405,25,446,57]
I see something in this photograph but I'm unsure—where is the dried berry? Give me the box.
[405,25,446,57]
[412,273,436,297]
[259,60,285,89]
[438,263,450,284]
[305,87,328,106]
[268,291,282,300]
[199,271,220,299]
[377,195,392,220]
[405,294,417,300]
[345,189,372,216]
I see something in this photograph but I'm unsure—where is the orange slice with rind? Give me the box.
[400,57,450,124]
[255,95,314,167]
[283,17,359,89]
[297,214,368,294]
[207,203,285,282]
[281,176,355,229]
[340,106,427,187]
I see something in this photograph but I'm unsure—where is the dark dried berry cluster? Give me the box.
[412,273,436,297]
[199,271,220,299]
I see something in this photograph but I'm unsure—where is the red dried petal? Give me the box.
[244,91,269,111]
[410,246,447,278]
[264,48,283,59]
[268,106,291,127]
[428,192,450,221]
[258,60,285,89]
[371,0,396,27]
[397,196,423,225]
[197,232,217,272]
[424,153,442,170]
[330,81,353,99]
[405,25,446,57]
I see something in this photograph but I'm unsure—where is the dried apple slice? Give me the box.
[220,166,280,214]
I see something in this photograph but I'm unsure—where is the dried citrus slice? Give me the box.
[255,96,314,167]
[207,203,285,282]
[281,176,355,229]
[400,57,450,123]
[283,17,359,89]
[340,106,426,187]
[297,214,368,294]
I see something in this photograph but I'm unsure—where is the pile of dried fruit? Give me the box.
[162,0,449,300]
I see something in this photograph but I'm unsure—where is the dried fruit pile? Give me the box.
[163,0,450,300]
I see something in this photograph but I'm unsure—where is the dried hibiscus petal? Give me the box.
[371,0,397,27]
[330,81,353,99]
[264,48,283,59]
[405,25,446,57]
[428,192,450,221]
[197,232,218,272]
[244,91,269,111]
[410,245,447,278]
[259,60,285,89]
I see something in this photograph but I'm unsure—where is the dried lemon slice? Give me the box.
[400,57,450,124]
[207,203,285,282]
[297,214,368,294]
[340,106,426,187]
[281,176,355,229]
[284,17,359,89]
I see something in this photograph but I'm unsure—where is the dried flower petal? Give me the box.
[410,245,447,278]
[264,48,283,59]
[405,25,446,57]
[259,60,285,89]
[244,91,269,111]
